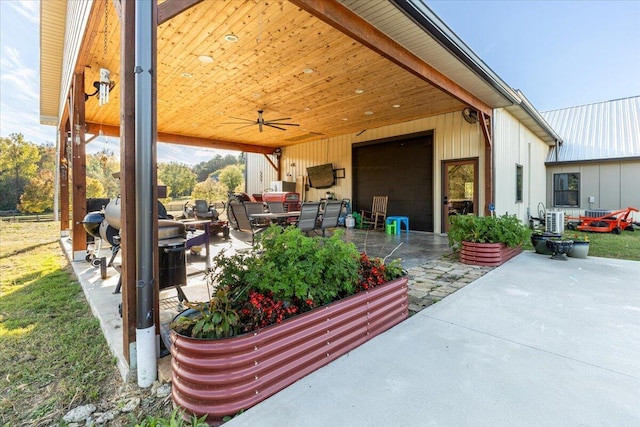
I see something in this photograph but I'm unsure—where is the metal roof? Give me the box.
[542,96,640,163]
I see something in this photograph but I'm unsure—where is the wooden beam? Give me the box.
[120,0,136,364]
[71,72,87,257]
[289,0,493,117]
[479,112,493,216]
[85,122,277,155]
[158,0,203,25]
[59,124,69,232]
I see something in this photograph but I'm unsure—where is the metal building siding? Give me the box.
[493,108,549,223]
[246,154,278,196]
[545,162,639,222]
[542,96,640,163]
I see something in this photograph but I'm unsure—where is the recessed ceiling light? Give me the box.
[303,68,314,74]
[364,111,374,115]
[355,89,364,94]
[198,55,214,64]
[181,72,193,78]
[342,118,349,121]
[303,107,311,111]
[392,104,401,108]
[252,93,261,98]
[224,34,239,42]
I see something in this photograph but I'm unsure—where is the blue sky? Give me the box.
[1,0,639,164]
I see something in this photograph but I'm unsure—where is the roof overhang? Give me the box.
[40,0,561,148]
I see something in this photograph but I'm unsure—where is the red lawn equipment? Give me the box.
[567,207,639,234]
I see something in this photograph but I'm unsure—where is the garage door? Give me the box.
[353,134,433,231]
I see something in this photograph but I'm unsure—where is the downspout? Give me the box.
[134,0,157,388]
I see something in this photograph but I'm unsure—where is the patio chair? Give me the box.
[317,200,343,237]
[267,201,285,213]
[244,201,270,227]
[296,202,321,235]
[360,196,388,230]
[228,202,266,245]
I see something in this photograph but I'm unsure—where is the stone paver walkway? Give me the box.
[406,256,493,314]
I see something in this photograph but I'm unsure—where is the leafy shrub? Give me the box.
[171,225,406,338]
[448,214,530,250]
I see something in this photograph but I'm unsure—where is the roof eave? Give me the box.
[391,0,562,146]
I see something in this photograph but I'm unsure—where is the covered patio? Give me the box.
[41,0,560,380]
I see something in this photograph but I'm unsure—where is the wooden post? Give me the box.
[59,124,70,234]
[71,72,87,259]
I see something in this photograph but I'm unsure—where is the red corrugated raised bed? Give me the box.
[460,241,521,266]
[170,275,408,425]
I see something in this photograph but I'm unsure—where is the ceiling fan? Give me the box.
[222,110,300,132]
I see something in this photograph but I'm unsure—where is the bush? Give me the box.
[448,214,530,250]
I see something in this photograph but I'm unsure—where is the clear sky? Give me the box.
[1,0,639,164]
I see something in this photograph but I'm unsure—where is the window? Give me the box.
[553,173,580,207]
[515,164,523,203]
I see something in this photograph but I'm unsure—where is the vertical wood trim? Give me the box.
[120,0,136,363]
[71,72,87,256]
[59,125,69,232]
[151,0,161,337]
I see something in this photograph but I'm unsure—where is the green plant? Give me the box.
[170,287,239,339]
[448,214,530,250]
[172,225,405,339]
[136,408,208,427]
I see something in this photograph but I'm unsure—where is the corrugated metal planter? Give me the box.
[460,241,521,266]
[170,275,409,425]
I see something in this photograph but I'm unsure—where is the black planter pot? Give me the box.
[531,232,562,255]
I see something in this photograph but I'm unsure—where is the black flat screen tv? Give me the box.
[306,163,335,188]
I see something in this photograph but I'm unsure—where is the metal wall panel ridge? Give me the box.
[170,276,409,424]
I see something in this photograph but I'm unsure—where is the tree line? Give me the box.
[0,133,245,214]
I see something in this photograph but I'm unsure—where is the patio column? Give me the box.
[70,72,87,260]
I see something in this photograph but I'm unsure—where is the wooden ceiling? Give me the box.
[82,0,466,150]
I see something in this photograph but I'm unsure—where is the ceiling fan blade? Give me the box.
[265,121,299,127]
[264,123,288,131]
[222,121,256,125]
[264,117,292,122]
[235,123,258,130]
[229,117,256,123]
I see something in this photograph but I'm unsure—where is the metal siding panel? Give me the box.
[621,163,640,216]
[598,164,622,210]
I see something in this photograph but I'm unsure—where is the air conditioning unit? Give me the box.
[546,211,565,234]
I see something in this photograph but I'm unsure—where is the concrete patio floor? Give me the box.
[224,251,640,426]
